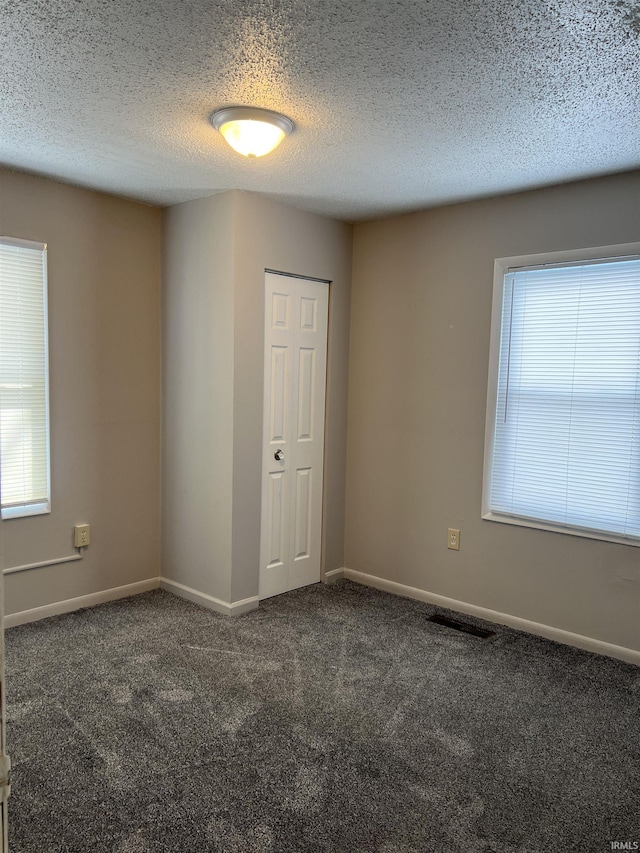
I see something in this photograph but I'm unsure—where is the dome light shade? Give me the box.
[210,107,294,158]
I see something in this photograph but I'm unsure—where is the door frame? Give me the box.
[259,269,332,598]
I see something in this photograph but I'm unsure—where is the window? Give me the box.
[483,243,640,546]
[0,237,50,519]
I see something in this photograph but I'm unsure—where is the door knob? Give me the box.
[274,449,284,461]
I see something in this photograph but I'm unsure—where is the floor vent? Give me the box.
[427,614,496,639]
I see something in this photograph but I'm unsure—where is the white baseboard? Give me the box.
[323,568,344,584]
[5,578,160,629]
[229,596,260,616]
[159,577,259,617]
[343,568,640,667]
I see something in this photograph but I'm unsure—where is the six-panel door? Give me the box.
[259,273,329,599]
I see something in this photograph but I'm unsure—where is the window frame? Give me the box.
[482,241,640,548]
[0,236,51,520]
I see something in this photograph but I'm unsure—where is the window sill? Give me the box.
[1,502,51,520]
[482,510,640,548]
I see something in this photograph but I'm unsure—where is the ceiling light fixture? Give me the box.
[210,107,294,158]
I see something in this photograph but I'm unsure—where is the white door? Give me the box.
[259,272,329,600]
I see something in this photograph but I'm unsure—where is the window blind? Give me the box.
[0,237,50,518]
[487,255,640,542]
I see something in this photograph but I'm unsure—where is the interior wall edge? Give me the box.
[160,192,236,603]
[323,568,345,584]
[159,577,259,617]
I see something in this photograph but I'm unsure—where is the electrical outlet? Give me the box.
[447,528,460,550]
[74,523,90,548]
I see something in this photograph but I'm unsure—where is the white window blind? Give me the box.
[0,237,50,519]
[484,252,640,545]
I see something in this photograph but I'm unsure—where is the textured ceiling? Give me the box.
[1,0,639,221]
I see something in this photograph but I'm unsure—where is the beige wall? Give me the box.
[161,193,235,602]
[161,190,352,606]
[346,171,640,653]
[231,192,353,602]
[0,169,162,616]
[11,163,632,654]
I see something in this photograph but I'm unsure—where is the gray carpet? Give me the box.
[5,580,640,853]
